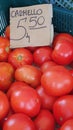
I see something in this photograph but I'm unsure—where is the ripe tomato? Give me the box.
[0,107,14,129]
[69,69,73,77]
[0,91,9,120]
[52,33,73,48]
[52,38,73,65]
[3,113,35,130]
[41,66,73,96]
[26,46,39,52]
[10,86,41,117]
[34,109,55,130]
[0,37,10,61]
[70,61,73,68]
[41,61,57,73]
[8,48,33,69]
[15,65,42,88]
[5,25,10,39]
[33,46,53,66]
[7,81,30,99]
[0,62,14,91]
[36,85,57,110]
[53,95,73,125]
[60,119,73,130]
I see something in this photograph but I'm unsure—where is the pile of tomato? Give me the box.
[0,25,73,130]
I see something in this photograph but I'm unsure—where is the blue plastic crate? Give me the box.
[0,0,73,35]
[0,0,48,36]
[49,0,73,35]
[50,0,73,10]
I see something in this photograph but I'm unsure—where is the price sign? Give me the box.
[10,4,53,48]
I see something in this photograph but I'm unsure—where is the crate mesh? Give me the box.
[50,0,73,10]
[52,6,73,35]
[0,10,7,36]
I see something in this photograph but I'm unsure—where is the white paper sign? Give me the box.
[10,4,53,48]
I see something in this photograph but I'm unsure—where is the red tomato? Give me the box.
[36,85,57,110]
[69,69,73,77]
[0,37,10,61]
[41,66,73,96]
[3,113,35,130]
[34,109,55,130]
[52,33,73,48]
[70,61,73,68]
[0,107,14,128]
[0,91,9,120]
[8,48,33,69]
[15,65,42,88]
[41,61,57,73]
[26,46,39,52]
[33,46,53,66]
[52,38,73,65]
[53,95,73,125]
[5,25,10,39]
[0,62,14,91]
[60,119,73,130]
[10,86,41,117]
[7,81,30,99]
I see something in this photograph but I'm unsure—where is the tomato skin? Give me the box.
[52,33,73,48]
[41,61,57,73]
[0,91,10,120]
[36,85,57,110]
[15,65,42,88]
[0,107,14,129]
[5,25,10,39]
[41,66,73,96]
[7,81,30,99]
[26,46,39,52]
[33,46,53,66]
[53,95,73,125]
[0,62,14,91]
[34,109,55,130]
[3,113,35,130]
[0,37,10,61]
[8,48,33,69]
[69,69,73,77]
[52,38,73,65]
[70,61,73,68]
[60,119,73,130]
[10,86,41,117]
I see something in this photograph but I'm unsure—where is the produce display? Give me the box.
[0,25,73,130]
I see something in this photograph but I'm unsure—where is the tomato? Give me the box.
[36,85,57,110]
[41,66,73,96]
[0,91,9,120]
[0,37,10,61]
[0,107,14,129]
[8,48,33,69]
[60,119,73,130]
[5,25,10,39]
[33,46,53,66]
[26,46,39,52]
[41,61,57,73]
[52,33,73,48]
[15,65,42,88]
[10,86,41,117]
[34,109,55,130]
[0,62,14,91]
[53,95,73,125]
[52,38,73,65]
[7,81,30,99]
[69,69,73,77]
[70,61,73,68]
[3,113,35,130]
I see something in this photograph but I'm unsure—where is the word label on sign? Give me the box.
[10,4,53,48]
